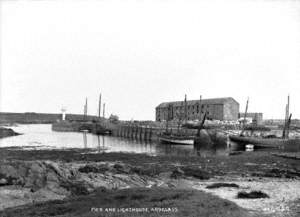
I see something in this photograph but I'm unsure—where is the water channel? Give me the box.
[0,124,298,156]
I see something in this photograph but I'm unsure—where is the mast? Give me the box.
[98,93,102,118]
[184,94,187,123]
[177,101,184,134]
[282,95,290,139]
[166,104,169,133]
[184,94,188,135]
[197,95,203,136]
[84,97,88,121]
[102,103,106,119]
[240,97,249,136]
[199,95,202,120]
[286,95,290,122]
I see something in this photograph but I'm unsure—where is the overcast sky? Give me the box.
[1,0,300,120]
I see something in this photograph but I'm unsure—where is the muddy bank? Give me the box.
[1,148,299,179]
[0,128,20,139]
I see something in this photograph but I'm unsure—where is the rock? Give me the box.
[113,163,131,174]
[0,127,20,139]
[170,168,185,179]
[78,164,109,174]
[0,178,8,186]
[0,164,23,185]
[237,191,269,199]
[24,161,47,191]
[45,161,76,179]
[59,180,90,195]
[206,183,239,189]
[181,166,211,180]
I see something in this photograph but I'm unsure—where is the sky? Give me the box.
[1,0,300,120]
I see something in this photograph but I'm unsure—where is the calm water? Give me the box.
[0,124,298,156]
[0,124,232,156]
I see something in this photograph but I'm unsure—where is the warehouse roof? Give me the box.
[156,97,239,108]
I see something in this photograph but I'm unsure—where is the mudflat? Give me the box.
[0,147,299,217]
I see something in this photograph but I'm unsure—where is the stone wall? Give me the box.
[0,112,99,124]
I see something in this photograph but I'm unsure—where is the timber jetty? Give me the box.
[52,120,198,142]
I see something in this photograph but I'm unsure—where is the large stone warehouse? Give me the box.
[155,97,239,121]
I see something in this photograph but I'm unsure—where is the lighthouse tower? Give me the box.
[61,107,67,121]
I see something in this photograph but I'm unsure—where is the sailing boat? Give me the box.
[158,95,195,145]
[229,96,300,148]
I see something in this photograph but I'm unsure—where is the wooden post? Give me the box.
[125,125,128,138]
[145,126,148,141]
[135,125,138,139]
[149,127,153,141]
[139,126,143,140]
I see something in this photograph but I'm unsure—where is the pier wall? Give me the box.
[110,124,198,142]
[0,112,99,124]
[51,120,198,142]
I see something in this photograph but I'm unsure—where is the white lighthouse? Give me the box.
[61,107,67,121]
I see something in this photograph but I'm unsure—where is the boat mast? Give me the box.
[240,97,249,136]
[102,103,106,119]
[282,95,291,139]
[83,97,88,121]
[196,95,202,136]
[98,93,102,118]
[184,94,187,123]
[184,94,188,135]
[177,101,184,134]
[199,95,202,121]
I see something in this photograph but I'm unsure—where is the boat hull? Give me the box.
[229,135,300,148]
[159,136,194,145]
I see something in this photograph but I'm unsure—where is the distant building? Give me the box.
[155,97,239,122]
[238,112,263,125]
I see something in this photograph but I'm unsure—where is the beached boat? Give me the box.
[158,94,195,145]
[229,135,300,148]
[228,95,300,149]
[159,134,195,145]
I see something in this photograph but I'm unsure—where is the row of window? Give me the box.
[156,110,210,118]
[157,105,211,115]
[157,104,210,112]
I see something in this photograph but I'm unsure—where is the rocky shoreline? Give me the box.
[0,127,20,139]
[0,148,299,216]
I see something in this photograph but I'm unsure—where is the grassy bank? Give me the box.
[0,187,254,217]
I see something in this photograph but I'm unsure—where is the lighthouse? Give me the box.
[61,108,67,121]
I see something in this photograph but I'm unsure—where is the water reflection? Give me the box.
[0,124,298,156]
[83,131,87,149]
